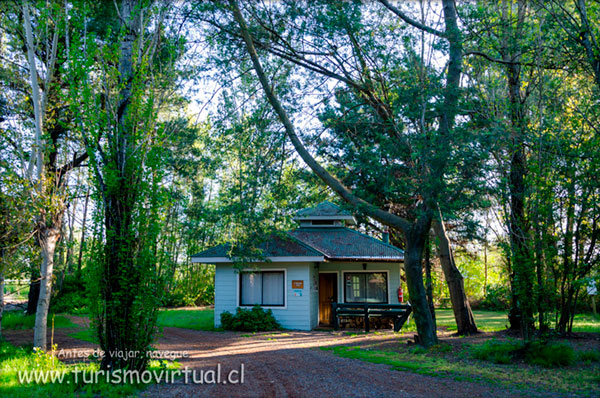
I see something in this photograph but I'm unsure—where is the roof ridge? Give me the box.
[281,232,328,257]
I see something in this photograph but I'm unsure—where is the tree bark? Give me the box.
[500,0,534,338]
[77,188,90,275]
[404,219,438,346]
[575,0,600,90]
[424,234,436,325]
[100,0,143,371]
[33,224,60,350]
[26,268,40,315]
[433,218,478,335]
[0,269,4,339]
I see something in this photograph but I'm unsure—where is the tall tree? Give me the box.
[197,0,485,345]
[0,0,89,349]
[70,0,185,370]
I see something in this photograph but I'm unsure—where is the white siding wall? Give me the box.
[318,262,403,305]
[214,261,403,331]
[309,264,319,329]
[214,262,313,330]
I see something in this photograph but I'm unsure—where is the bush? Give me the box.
[578,350,600,363]
[478,285,511,311]
[50,275,88,313]
[220,305,280,332]
[472,339,522,364]
[525,341,575,368]
[163,265,215,307]
[472,339,577,368]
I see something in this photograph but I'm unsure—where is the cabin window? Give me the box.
[240,271,285,307]
[344,272,388,303]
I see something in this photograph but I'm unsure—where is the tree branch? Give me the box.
[229,0,412,233]
[377,0,445,38]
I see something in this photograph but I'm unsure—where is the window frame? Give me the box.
[342,270,389,304]
[238,269,287,308]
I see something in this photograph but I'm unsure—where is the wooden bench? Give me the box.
[331,303,412,332]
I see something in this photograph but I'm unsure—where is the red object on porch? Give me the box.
[397,286,403,303]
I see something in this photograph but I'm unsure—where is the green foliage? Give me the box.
[524,341,575,368]
[50,275,88,314]
[163,265,215,307]
[478,285,511,311]
[220,305,280,332]
[68,0,187,371]
[0,340,177,397]
[472,339,576,368]
[2,311,76,330]
[577,350,600,363]
[157,308,217,331]
[471,339,523,364]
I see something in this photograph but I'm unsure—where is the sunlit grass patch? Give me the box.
[435,309,509,332]
[157,308,218,331]
[571,313,600,333]
[2,311,77,330]
[322,342,600,396]
[0,340,177,398]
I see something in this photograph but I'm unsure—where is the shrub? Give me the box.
[578,350,600,363]
[524,341,575,368]
[220,305,280,332]
[472,339,523,364]
[478,285,511,311]
[472,339,577,367]
[50,275,88,313]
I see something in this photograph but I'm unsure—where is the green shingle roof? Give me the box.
[289,227,404,261]
[191,233,324,259]
[191,201,404,263]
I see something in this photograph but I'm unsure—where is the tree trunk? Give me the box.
[77,188,90,275]
[433,218,478,335]
[26,268,40,315]
[0,269,4,339]
[100,0,145,371]
[404,219,438,347]
[229,0,439,346]
[65,200,77,275]
[33,225,60,350]
[498,0,534,339]
[424,234,436,325]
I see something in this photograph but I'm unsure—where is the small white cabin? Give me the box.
[191,201,405,330]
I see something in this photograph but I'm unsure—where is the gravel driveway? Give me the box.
[141,328,538,398]
[4,322,559,398]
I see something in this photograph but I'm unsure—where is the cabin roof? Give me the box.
[288,227,403,262]
[190,201,404,263]
[293,201,356,225]
[191,233,325,263]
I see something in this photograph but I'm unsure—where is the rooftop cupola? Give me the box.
[293,201,356,228]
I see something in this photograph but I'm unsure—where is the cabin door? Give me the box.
[319,273,337,326]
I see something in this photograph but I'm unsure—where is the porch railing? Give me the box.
[331,302,412,332]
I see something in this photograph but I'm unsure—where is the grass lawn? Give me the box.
[435,309,509,332]
[322,343,600,397]
[157,307,217,331]
[0,340,179,398]
[325,309,600,397]
[2,311,78,330]
[434,309,600,333]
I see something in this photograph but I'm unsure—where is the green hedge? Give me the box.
[220,306,280,332]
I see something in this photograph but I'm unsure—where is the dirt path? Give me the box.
[142,328,544,398]
[4,322,564,398]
